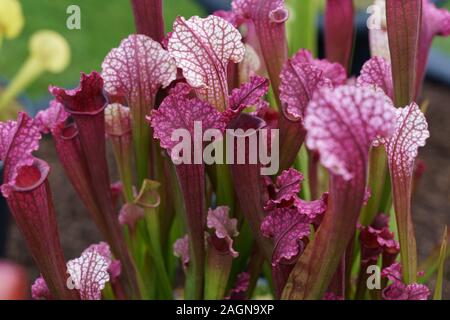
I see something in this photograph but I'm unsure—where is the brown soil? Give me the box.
[3,81,450,299]
[414,81,450,298]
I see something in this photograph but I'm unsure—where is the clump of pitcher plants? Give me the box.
[0,0,449,300]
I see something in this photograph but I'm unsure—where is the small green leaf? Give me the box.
[286,0,318,56]
[433,226,448,300]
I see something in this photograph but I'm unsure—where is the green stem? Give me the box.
[175,164,206,299]
[143,250,157,299]
[295,146,311,200]
[287,0,318,56]
[204,248,233,300]
[153,145,176,254]
[227,221,253,291]
[392,176,417,283]
[184,261,196,299]
[262,262,274,296]
[267,86,278,111]
[360,147,388,226]
[245,245,265,299]
[135,180,173,299]
[111,138,134,202]
[167,211,184,282]
[379,170,393,214]
[131,105,151,185]
[130,224,154,299]
[433,226,447,300]
[0,57,43,109]
[215,163,235,211]
[145,211,173,299]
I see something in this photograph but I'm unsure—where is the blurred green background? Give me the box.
[0,0,206,100]
[434,1,450,56]
[0,0,448,103]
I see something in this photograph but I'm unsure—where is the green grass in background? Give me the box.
[0,0,448,103]
[0,0,205,101]
[434,0,450,56]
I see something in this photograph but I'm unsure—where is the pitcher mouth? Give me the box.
[12,159,49,192]
[65,102,106,117]
[60,123,79,140]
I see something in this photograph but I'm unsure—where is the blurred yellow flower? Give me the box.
[0,0,24,46]
[29,30,71,73]
[0,30,70,110]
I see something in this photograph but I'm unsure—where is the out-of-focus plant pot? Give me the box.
[427,49,450,86]
[193,0,230,12]
[316,12,371,76]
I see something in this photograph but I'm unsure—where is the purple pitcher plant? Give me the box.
[0,0,449,300]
